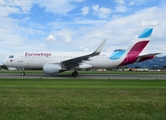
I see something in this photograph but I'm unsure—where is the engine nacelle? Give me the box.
[43,63,64,75]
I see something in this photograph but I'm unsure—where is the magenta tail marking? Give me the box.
[119,40,149,66]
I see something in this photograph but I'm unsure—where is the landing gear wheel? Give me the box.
[21,72,25,76]
[72,71,78,77]
[21,68,25,76]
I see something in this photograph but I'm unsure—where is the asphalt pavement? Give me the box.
[0,73,166,80]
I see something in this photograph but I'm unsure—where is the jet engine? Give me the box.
[43,63,66,74]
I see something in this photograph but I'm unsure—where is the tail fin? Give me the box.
[119,28,153,66]
[127,28,153,53]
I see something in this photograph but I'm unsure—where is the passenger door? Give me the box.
[18,53,23,62]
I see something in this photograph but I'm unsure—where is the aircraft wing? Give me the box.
[137,53,161,58]
[61,40,107,68]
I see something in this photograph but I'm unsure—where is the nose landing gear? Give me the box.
[21,68,25,76]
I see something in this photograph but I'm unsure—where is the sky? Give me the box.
[0,0,166,64]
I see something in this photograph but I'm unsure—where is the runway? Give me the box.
[0,73,166,80]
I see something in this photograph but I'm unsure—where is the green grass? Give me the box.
[0,79,166,120]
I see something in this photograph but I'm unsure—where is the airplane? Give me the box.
[2,28,160,77]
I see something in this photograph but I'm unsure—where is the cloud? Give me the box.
[115,5,127,13]
[71,6,166,54]
[139,20,159,27]
[79,46,89,52]
[92,5,111,18]
[35,0,85,14]
[10,0,33,13]
[0,0,33,14]
[0,0,85,15]
[0,5,20,16]
[129,2,135,6]
[64,34,72,42]
[115,0,125,4]
[81,6,89,16]
[46,35,56,43]
[84,48,89,51]
[79,46,84,49]
[79,46,89,51]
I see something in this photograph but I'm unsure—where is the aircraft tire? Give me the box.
[21,72,25,76]
[72,71,78,77]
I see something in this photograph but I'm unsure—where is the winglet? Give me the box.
[92,39,107,55]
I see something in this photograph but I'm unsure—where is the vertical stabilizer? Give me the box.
[119,28,153,66]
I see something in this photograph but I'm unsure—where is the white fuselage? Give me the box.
[3,52,126,69]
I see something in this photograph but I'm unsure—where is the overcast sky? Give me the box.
[0,0,166,63]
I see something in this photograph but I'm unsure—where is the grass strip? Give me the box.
[0,79,166,120]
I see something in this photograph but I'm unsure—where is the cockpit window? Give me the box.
[9,55,14,58]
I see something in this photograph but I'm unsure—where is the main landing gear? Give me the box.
[21,68,25,76]
[72,70,78,77]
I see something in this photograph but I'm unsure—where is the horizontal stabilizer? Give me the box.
[137,53,161,58]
